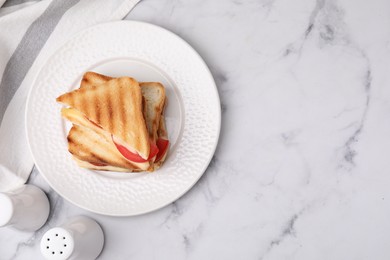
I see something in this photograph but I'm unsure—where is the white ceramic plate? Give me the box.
[26,21,220,216]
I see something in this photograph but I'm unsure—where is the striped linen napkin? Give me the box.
[0,0,141,192]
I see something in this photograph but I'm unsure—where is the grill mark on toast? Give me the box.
[67,132,73,143]
[87,85,95,123]
[81,78,89,88]
[89,151,107,165]
[118,84,126,140]
[107,88,114,133]
[70,126,108,165]
[69,135,88,159]
[99,85,110,133]
[113,84,121,138]
[94,89,100,123]
[80,89,89,120]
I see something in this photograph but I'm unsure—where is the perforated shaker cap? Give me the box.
[40,227,74,260]
[0,194,13,227]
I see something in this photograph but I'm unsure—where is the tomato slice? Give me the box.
[149,141,159,160]
[112,135,159,163]
[155,138,169,162]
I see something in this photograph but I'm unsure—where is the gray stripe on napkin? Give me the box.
[0,0,80,124]
[2,0,40,8]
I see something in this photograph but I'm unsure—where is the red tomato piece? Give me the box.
[155,138,169,162]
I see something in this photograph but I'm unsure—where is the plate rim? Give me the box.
[25,20,221,216]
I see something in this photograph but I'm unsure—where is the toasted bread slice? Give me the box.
[79,72,167,170]
[80,71,166,142]
[140,82,166,143]
[73,157,133,172]
[80,71,111,88]
[62,108,149,171]
[68,124,150,171]
[140,82,166,170]
[80,73,165,143]
[57,77,150,159]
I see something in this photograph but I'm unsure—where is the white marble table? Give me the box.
[2,0,390,259]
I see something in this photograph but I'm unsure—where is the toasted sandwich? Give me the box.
[57,76,151,161]
[62,107,148,171]
[68,124,142,171]
[78,72,169,171]
[57,72,169,172]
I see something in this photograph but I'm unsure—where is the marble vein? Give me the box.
[340,68,371,169]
